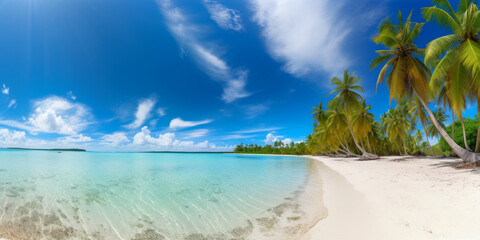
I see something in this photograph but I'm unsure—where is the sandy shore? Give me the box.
[305,156,480,240]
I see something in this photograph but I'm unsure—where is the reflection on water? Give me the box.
[0,151,323,239]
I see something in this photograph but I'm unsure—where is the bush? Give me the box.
[439,117,479,152]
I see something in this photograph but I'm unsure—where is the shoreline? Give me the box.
[306,155,480,239]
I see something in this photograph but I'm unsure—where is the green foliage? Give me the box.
[234,142,309,155]
[439,117,479,151]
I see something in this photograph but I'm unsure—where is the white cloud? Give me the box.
[8,99,16,109]
[134,126,175,146]
[1,84,9,95]
[157,0,250,103]
[57,134,92,144]
[132,126,232,151]
[183,129,209,139]
[0,128,26,146]
[264,133,279,145]
[0,96,92,135]
[124,98,156,129]
[203,0,243,31]
[249,0,385,77]
[169,118,213,130]
[101,132,129,146]
[67,91,76,100]
[264,132,296,146]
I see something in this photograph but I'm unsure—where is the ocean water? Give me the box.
[0,151,323,240]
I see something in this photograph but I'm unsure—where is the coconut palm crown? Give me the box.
[370,10,431,102]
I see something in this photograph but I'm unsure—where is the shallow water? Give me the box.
[0,151,323,239]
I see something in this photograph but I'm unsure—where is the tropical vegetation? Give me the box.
[234,142,308,155]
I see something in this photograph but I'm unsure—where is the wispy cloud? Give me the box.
[57,134,93,144]
[124,98,156,129]
[203,0,243,31]
[0,96,92,135]
[157,108,166,117]
[101,132,129,147]
[233,127,281,134]
[67,91,76,100]
[249,0,386,77]
[157,0,250,103]
[169,118,213,130]
[182,129,209,139]
[221,134,257,140]
[8,99,16,109]
[244,103,269,119]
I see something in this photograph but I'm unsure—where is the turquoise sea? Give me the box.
[0,150,323,239]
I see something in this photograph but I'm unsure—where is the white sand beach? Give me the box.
[305,156,480,240]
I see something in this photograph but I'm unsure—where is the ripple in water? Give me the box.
[0,151,325,239]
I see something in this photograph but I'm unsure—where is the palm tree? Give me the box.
[329,70,379,159]
[371,10,478,162]
[410,97,434,154]
[352,100,375,152]
[325,108,357,156]
[383,108,411,155]
[432,71,472,151]
[311,101,328,126]
[423,0,480,154]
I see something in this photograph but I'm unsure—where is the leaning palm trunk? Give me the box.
[344,103,378,159]
[414,89,479,163]
[452,111,455,139]
[475,101,480,153]
[459,115,472,151]
[421,121,434,155]
[337,136,357,156]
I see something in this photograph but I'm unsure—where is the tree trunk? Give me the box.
[475,100,480,153]
[459,114,472,151]
[337,136,357,156]
[344,103,379,159]
[413,88,479,163]
[402,135,408,155]
[421,121,434,155]
[452,110,455,139]
[342,135,355,155]
[360,138,366,151]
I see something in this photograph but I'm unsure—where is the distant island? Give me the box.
[6,147,86,152]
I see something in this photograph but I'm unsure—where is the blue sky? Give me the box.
[0,0,471,151]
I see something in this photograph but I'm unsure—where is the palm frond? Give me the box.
[433,0,458,16]
[459,39,480,79]
[422,6,460,31]
[425,34,459,67]
[459,0,477,14]
[430,45,460,83]
[406,22,425,44]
